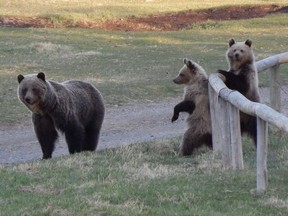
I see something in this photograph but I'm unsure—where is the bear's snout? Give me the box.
[173,78,181,84]
[25,97,32,104]
[234,52,241,61]
[24,96,36,105]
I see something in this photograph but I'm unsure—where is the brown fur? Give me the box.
[17,72,105,159]
[225,38,260,102]
[218,39,261,146]
[172,59,212,156]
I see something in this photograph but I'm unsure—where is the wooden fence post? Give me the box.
[228,103,243,170]
[209,53,288,193]
[208,84,221,154]
[270,64,280,112]
[256,117,268,194]
[219,98,232,167]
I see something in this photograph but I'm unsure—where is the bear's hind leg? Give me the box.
[203,133,213,149]
[240,113,257,148]
[181,129,212,156]
[65,123,85,154]
[32,114,58,159]
[181,128,201,156]
[241,116,257,147]
[83,116,104,151]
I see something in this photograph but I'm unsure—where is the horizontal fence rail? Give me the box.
[255,52,288,72]
[208,52,288,194]
[256,52,288,111]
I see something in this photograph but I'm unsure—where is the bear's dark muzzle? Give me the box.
[25,97,33,105]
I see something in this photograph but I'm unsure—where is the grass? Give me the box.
[0,132,288,215]
[0,0,287,21]
[1,12,288,125]
[1,1,288,215]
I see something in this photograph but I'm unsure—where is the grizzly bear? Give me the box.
[172,58,212,156]
[218,39,261,146]
[17,72,105,159]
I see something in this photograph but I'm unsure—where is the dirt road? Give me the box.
[0,99,186,166]
[1,86,287,166]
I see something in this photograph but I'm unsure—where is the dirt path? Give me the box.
[0,98,185,166]
[1,86,288,166]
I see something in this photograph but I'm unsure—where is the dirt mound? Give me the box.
[101,4,287,31]
[0,4,287,31]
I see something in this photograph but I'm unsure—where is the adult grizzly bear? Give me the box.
[172,59,212,156]
[218,39,260,146]
[17,72,105,159]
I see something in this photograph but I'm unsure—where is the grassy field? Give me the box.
[0,1,288,215]
[0,13,288,125]
[0,0,287,21]
[1,132,288,215]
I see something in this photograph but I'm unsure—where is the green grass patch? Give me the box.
[1,132,288,215]
[1,0,287,21]
[1,13,288,125]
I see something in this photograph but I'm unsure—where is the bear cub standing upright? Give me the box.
[172,59,212,156]
[218,39,261,146]
[17,72,105,159]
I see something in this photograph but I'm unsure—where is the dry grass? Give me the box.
[261,197,288,209]
[1,0,287,20]
[1,134,288,215]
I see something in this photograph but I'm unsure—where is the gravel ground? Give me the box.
[1,86,288,166]
[0,98,185,166]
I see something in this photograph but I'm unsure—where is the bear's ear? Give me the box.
[184,58,196,72]
[186,60,196,71]
[17,74,25,84]
[245,39,252,47]
[37,72,46,82]
[228,38,235,47]
[183,58,188,65]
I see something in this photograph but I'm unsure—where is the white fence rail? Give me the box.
[208,52,288,194]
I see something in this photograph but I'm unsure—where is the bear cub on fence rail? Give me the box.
[17,72,105,159]
[172,58,212,156]
[217,38,261,146]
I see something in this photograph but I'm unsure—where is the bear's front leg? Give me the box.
[32,114,58,159]
[216,70,228,82]
[172,101,195,122]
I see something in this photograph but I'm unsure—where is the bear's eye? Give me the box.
[240,49,244,53]
[22,88,27,95]
[32,88,39,94]
[233,49,237,52]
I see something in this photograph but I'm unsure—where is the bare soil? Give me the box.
[0,5,287,31]
[0,99,185,166]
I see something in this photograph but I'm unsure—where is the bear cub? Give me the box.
[17,72,105,159]
[172,58,212,156]
[218,39,261,146]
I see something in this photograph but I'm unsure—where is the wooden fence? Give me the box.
[208,52,288,194]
